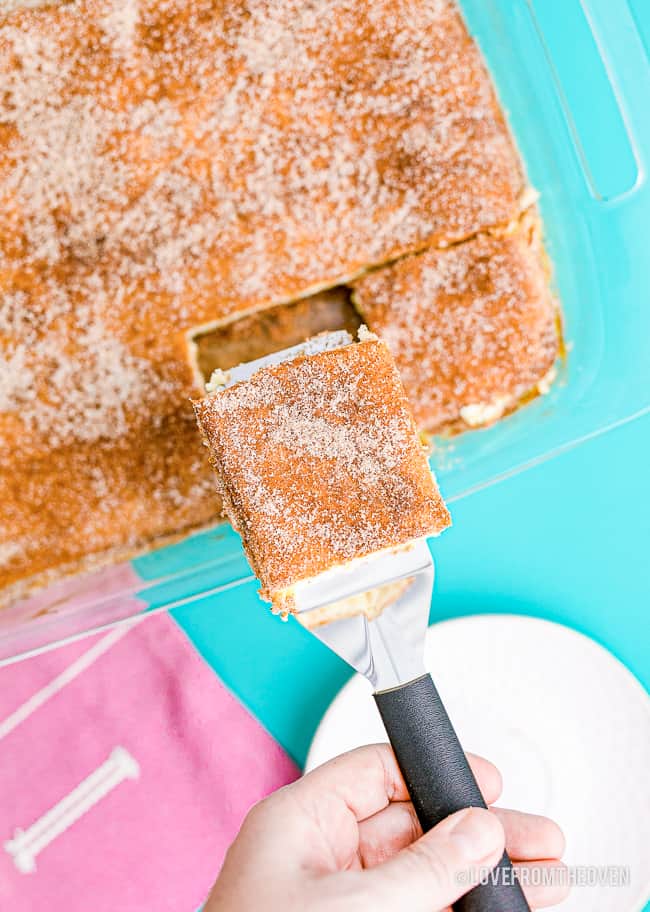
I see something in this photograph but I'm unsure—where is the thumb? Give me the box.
[361,807,505,912]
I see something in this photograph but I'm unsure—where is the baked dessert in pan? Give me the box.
[0,0,558,607]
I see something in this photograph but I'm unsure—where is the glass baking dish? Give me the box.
[2,0,650,665]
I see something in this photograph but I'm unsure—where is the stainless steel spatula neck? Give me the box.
[293,541,434,692]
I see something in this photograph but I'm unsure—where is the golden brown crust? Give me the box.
[0,0,532,603]
[193,340,451,602]
[352,217,559,432]
[1,412,219,600]
[1,0,523,451]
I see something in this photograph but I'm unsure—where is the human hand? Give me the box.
[206,743,568,911]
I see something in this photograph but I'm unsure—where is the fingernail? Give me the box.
[447,808,503,861]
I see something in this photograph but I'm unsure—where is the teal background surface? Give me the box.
[172,411,650,769]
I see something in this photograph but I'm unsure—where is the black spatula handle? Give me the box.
[374,673,530,912]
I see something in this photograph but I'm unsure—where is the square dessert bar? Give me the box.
[193,334,450,610]
[352,217,559,433]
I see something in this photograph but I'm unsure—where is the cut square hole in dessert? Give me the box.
[192,287,362,383]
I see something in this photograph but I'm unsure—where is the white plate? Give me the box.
[306,615,650,912]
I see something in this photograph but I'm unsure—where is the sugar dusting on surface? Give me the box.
[1,0,523,453]
[194,341,450,596]
[0,296,159,445]
[0,541,24,569]
[0,0,527,596]
[353,225,558,431]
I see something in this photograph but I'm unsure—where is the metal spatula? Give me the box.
[216,335,530,912]
[292,544,530,912]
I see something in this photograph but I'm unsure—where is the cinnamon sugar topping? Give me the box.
[352,221,558,431]
[194,339,450,602]
[0,0,545,603]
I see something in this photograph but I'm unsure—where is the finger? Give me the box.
[356,755,501,869]
[251,745,405,873]
[296,744,502,824]
[293,744,409,823]
[358,801,420,867]
[515,860,571,908]
[468,753,502,805]
[246,743,440,874]
[492,808,566,861]
[360,806,505,911]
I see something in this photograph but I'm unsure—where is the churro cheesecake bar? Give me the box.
[353,217,559,432]
[193,332,451,612]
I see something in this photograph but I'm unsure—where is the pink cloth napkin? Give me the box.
[0,612,299,911]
